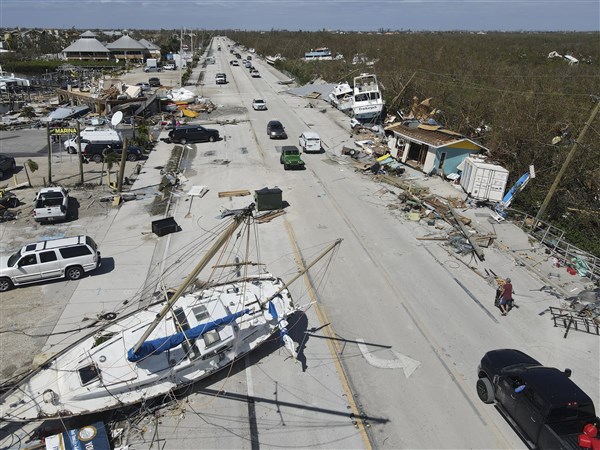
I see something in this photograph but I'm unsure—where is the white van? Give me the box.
[299,131,322,153]
[0,235,101,291]
[63,127,122,154]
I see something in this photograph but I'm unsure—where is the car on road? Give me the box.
[148,77,161,87]
[252,99,267,111]
[136,82,151,91]
[477,349,599,449]
[83,141,143,163]
[143,66,162,73]
[0,154,17,180]
[168,125,220,145]
[267,120,287,139]
[251,70,261,78]
[230,60,239,66]
[280,146,305,170]
[215,73,227,84]
[163,63,176,70]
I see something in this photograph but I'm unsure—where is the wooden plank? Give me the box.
[218,189,251,198]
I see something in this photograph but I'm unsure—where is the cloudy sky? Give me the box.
[0,0,598,31]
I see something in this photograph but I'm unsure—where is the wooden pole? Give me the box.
[77,121,84,185]
[535,101,600,223]
[46,122,52,185]
[117,137,128,192]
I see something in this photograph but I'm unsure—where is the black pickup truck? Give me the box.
[477,349,599,449]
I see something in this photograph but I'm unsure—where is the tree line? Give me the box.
[227,30,600,256]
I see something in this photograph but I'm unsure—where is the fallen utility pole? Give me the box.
[448,205,485,261]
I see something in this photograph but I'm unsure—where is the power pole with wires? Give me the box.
[534,99,600,223]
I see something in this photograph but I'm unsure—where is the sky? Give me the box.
[0,0,598,31]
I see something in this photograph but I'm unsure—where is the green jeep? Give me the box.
[280,146,305,170]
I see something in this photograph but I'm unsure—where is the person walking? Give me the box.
[499,278,514,316]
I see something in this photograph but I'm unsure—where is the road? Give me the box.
[0,36,597,449]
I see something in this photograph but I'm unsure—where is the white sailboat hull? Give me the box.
[0,275,296,421]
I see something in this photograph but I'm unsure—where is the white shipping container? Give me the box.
[460,158,509,202]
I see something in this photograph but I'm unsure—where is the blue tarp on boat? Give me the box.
[127,309,250,362]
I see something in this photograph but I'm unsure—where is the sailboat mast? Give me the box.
[132,206,253,354]
[264,238,342,305]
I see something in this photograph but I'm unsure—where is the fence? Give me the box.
[509,210,600,282]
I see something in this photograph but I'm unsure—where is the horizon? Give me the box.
[0,1,598,32]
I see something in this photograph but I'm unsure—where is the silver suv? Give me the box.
[0,235,101,291]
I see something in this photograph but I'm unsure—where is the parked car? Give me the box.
[143,66,162,73]
[163,63,176,70]
[267,120,287,139]
[0,154,17,180]
[0,235,101,292]
[83,142,143,163]
[477,349,600,449]
[280,146,305,170]
[33,186,70,223]
[168,125,220,144]
[252,99,267,111]
[136,82,151,91]
[148,77,161,87]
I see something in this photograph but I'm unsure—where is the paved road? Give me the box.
[1,36,597,449]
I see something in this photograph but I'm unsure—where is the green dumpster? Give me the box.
[255,187,283,211]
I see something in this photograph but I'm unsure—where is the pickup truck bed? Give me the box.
[33,187,70,223]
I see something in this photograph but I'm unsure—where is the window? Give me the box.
[193,305,210,322]
[59,245,92,259]
[438,152,447,170]
[203,330,221,346]
[39,251,58,263]
[78,364,100,385]
[19,255,37,267]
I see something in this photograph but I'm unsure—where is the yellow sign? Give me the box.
[50,127,77,136]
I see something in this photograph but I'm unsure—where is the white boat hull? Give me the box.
[353,103,384,120]
[0,275,296,421]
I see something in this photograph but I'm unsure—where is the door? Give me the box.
[13,254,41,284]
[39,250,63,279]
[495,375,522,417]
[512,387,545,443]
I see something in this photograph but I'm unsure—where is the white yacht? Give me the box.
[352,73,384,122]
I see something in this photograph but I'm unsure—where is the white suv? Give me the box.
[252,99,267,111]
[0,235,101,291]
[163,63,176,70]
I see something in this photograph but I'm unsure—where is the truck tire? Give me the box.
[0,277,13,292]
[179,138,187,145]
[476,377,495,404]
[67,146,77,154]
[284,164,289,170]
[66,266,84,281]
[92,154,103,163]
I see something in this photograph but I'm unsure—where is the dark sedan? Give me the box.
[168,125,220,145]
[267,120,287,140]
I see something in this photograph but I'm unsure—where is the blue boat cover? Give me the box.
[127,309,250,362]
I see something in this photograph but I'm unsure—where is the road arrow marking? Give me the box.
[357,338,421,378]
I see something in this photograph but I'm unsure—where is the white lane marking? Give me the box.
[357,338,421,378]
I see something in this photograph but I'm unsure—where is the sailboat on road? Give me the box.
[0,204,341,422]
